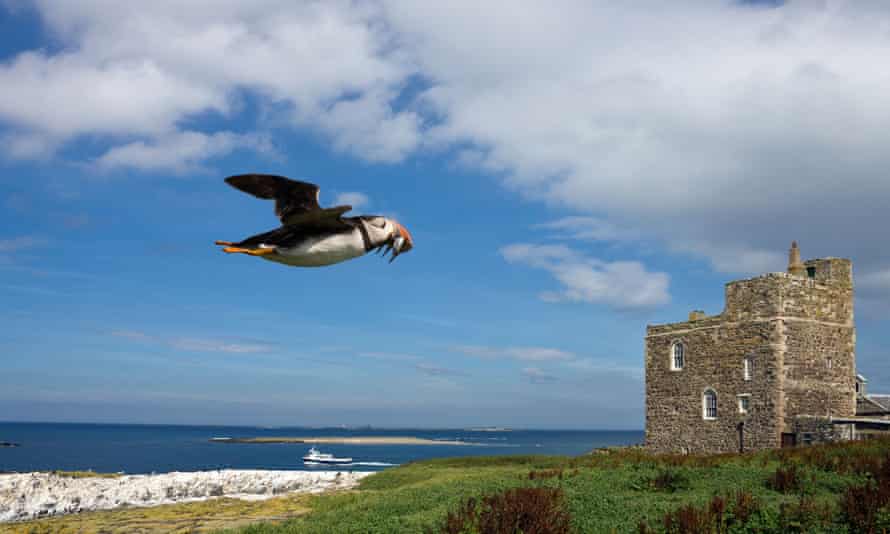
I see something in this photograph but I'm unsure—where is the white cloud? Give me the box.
[453,344,574,362]
[95,131,273,173]
[169,338,275,354]
[358,351,419,362]
[502,243,670,309]
[386,0,890,279]
[4,1,890,279]
[535,217,637,243]
[110,329,275,354]
[0,1,418,169]
[334,191,370,210]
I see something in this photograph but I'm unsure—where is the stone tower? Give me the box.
[644,242,856,453]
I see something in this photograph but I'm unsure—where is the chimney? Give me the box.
[787,241,805,277]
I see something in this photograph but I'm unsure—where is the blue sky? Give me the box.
[1,1,889,429]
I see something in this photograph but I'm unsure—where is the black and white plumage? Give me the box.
[215,174,413,267]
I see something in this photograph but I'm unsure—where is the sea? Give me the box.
[0,422,643,474]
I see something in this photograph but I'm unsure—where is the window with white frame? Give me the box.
[738,395,750,414]
[671,342,685,371]
[703,389,717,420]
[743,357,753,381]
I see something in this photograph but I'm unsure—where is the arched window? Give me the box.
[671,342,685,371]
[703,389,717,420]
[743,357,753,381]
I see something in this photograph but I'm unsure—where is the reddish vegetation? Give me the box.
[437,487,571,534]
[765,463,804,493]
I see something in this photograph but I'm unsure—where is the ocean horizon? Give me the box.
[0,421,644,474]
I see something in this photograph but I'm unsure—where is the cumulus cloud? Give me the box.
[95,131,274,173]
[0,1,418,170]
[502,243,670,309]
[453,344,574,362]
[4,1,890,281]
[334,192,370,210]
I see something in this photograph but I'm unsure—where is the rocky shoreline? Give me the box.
[0,469,371,522]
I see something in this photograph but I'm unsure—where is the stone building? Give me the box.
[645,242,858,454]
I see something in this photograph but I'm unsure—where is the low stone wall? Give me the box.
[791,416,851,445]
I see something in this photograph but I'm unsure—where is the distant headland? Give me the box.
[209,436,470,446]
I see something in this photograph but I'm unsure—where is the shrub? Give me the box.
[632,468,690,493]
[435,487,571,534]
[662,502,715,534]
[777,496,834,533]
[729,490,759,524]
[652,469,690,493]
[659,492,761,534]
[840,481,887,534]
[766,463,803,493]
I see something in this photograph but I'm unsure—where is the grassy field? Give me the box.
[3,493,313,534]
[9,438,890,533]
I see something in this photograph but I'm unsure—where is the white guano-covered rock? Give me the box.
[0,469,371,522]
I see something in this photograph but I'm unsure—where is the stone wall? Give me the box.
[645,254,856,454]
[791,416,853,444]
[645,319,782,454]
[782,320,856,429]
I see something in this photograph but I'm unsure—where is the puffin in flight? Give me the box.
[215,174,413,267]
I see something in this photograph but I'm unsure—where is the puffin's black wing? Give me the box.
[225,174,352,228]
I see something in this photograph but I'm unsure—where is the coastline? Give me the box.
[0,469,371,523]
[210,436,471,445]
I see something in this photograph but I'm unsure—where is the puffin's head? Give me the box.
[387,219,413,263]
[370,217,413,262]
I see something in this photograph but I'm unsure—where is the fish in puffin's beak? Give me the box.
[385,221,414,263]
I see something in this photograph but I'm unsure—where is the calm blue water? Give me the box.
[0,423,642,474]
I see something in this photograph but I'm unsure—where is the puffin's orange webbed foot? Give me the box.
[222,246,276,256]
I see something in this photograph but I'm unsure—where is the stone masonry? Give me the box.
[645,242,856,454]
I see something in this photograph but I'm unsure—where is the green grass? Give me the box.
[13,439,890,533]
[3,493,312,534]
[225,441,888,534]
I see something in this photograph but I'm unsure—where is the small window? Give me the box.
[671,342,685,371]
[703,389,717,420]
[827,358,833,370]
[738,395,750,414]
[806,266,816,279]
[856,381,861,394]
[743,358,753,381]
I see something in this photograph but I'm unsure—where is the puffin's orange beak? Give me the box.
[396,222,414,254]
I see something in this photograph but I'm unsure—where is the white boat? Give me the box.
[302,446,352,465]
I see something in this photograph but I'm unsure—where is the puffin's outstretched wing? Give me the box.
[225,174,351,228]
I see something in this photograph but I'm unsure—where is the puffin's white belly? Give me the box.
[266,231,366,267]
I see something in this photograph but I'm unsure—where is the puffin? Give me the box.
[215,174,414,267]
